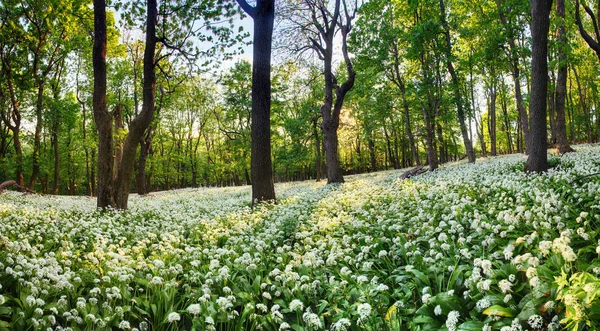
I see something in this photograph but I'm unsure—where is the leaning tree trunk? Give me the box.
[92,0,114,208]
[525,0,552,172]
[554,14,573,156]
[440,0,475,163]
[113,0,158,209]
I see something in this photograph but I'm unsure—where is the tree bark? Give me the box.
[488,79,497,156]
[440,0,475,163]
[237,0,277,202]
[93,0,114,208]
[313,117,323,181]
[29,82,44,189]
[554,5,573,155]
[113,0,159,209]
[500,85,514,154]
[525,0,552,173]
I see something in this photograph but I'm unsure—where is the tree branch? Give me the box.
[236,0,256,19]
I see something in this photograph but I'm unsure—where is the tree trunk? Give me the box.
[29,82,45,189]
[572,66,591,143]
[440,0,475,163]
[501,87,514,154]
[421,101,438,170]
[488,80,497,156]
[313,117,323,181]
[525,0,552,173]
[497,0,529,152]
[113,102,124,181]
[554,0,573,154]
[475,112,487,156]
[248,0,276,202]
[368,138,376,171]
[113,0,158,209]
[323,120,344,182]
[93,0,114,208]
[52,119,59,195]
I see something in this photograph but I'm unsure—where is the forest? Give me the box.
[0,0,597,200]
[2,0,600,330]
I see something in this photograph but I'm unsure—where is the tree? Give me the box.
[575,0,600,61]
[236,0,276,203]
[439,0,476,163]
[525,0,552,172]
[496,0,530,152]
[554,0,573,153]
[93,0,113,207]
[0,1,25,186]
[281,0,358,184]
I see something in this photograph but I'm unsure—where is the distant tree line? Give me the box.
[1,0,600,205]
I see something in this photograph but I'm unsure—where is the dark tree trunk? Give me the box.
[497,0,529,152]
[421,102,438,170]
[113,0,158,209]
[136,131,152,195]
[399,79,420,166]
[323,120,344,182]
[488,80,497,156]
[525,0,552,173]
[93,0,114,208]
[313,117,323,181]
[572,67,592,142]
[501,87,514,154]
[238,0,276,202]
[390,43,420,167]
[475,112,487,156]
[113,102,124,181]
[51,134,58,195]
[368,138,376,171]
[440,0,475,163]
[29,82,45,189]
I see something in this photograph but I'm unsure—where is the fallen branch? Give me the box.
[0,180,37,194]
[569,172,600,184]
[399,166,428,180]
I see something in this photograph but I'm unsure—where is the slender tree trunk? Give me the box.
[475,112,487,156]
[497,0,530,151]
[93,0,114,207]
[488,80,497,156]
[526,0,552,172]
[392,45,420,166]
[421,101,438,170]
[572,66,592,143]
[29,82,45,189]
[501,87,514,154]
[52,131,59,194]
[440,0,475,163]
[554,0,573,154]
[368,138,376,171]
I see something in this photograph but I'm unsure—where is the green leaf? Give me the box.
[482,305,516,317]
[458,321,485,330]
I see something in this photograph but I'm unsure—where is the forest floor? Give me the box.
[1,145,600,330]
